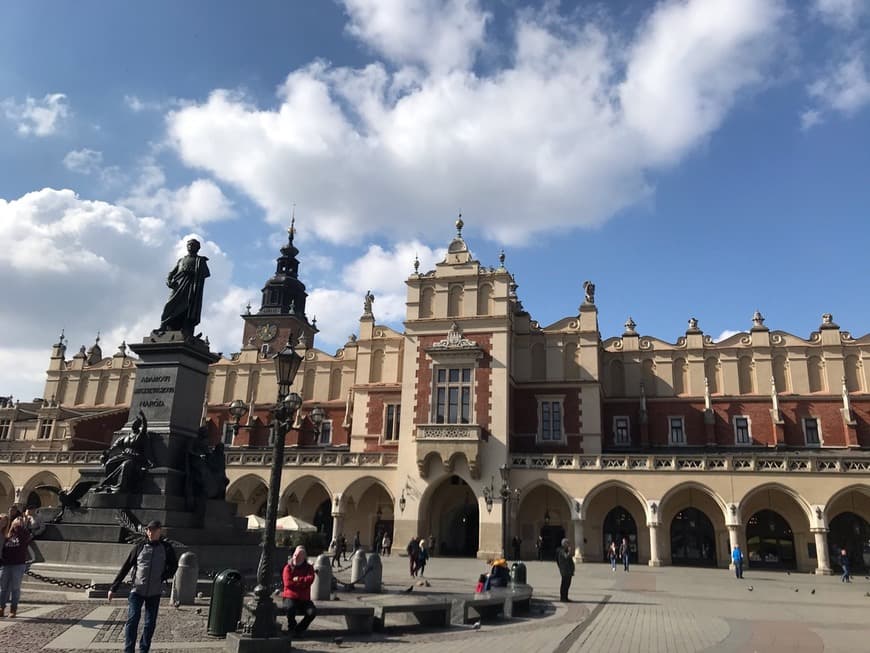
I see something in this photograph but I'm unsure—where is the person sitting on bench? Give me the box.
[282,546,317,635]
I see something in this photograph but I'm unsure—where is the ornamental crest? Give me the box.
[430,322,478,351]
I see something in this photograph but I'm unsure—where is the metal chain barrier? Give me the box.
[24,566,99,591]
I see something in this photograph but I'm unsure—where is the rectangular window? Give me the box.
[319,420,333,446]
[734,416,751,445]
[222,422,235,446]
[384,404,401,441]
[38,419,54,440]
[669,416,685,445]
[433,367,472,424]
[613,416,630,446]
[0,418,10,440]
[803,417,821,446]
[537,397,565,443]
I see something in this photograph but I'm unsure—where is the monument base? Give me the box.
[224,631,291,653]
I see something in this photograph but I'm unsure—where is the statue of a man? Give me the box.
[363,290,375,314]
[93,411,154,493]
[160,238,210,334]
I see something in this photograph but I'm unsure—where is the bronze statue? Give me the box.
[93,411,154,494]
[160,238,210,335]
[583,280,595,305]
[184,427,229,510]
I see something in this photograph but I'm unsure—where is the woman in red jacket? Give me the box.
[282,546,316,635]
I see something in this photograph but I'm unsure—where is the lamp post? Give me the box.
[230,333,307,640]
[309,405,325,443]
[499,465,511,559]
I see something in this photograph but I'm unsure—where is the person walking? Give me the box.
[428,534,436,557]
[512,535,522,561]
[839,548,851,583]
[352,531,361,553]
[416,539,429,577]
[340,534,349,561]
[731,544,744,579]
[536,535,544,561]
[556,538,575,602]
[382,533,392,556]
[406,536,420,577]
[108,521,178,653]
[619,537,630,572]
[282,546,317,635]
[0,513,33,618]
[608,540,618,572]
[330,537,341,568]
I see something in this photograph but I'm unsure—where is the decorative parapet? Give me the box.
[0,449,397,468]
[415,423,482,479]
[509,453,870,473]
[224,451,398,467]
[0,451,103,465]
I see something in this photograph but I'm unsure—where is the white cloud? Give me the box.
[120,161,234,227]
[800,108,824,130]
[124,94,186,113]
[342,0,489,73]
[0,188,250,399]
[63,148,104,174]
[307,241,444,351]
[813,0,868,29]
[715,329,741,342]
[2,93,69,136]
[166,0,787,246]
[808,51,870,115]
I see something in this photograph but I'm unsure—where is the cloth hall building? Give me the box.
[2,220,870,575]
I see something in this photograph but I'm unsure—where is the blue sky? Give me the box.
[1,0,869,401]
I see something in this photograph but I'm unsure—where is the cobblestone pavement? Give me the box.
[5,557,870,652]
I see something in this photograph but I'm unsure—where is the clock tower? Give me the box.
[241,220,317,352]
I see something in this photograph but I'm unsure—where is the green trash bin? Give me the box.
[207,569,244,638]
[511,561,527,585]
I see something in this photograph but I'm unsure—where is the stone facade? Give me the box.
[1,220,869,574]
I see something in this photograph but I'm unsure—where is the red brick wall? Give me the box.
[414,334,493,438]
[363,389,401,452]
[509,386,582,453]
[601,396,870,449]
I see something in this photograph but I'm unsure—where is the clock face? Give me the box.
[257,323,278,342]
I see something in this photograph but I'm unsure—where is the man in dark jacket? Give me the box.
[108,520,178,653]
[556,538,575,602]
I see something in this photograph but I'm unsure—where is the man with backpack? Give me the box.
[108,521,178,653]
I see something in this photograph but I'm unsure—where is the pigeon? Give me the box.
[787,571,791,576]
[794,588,799,593]
[195,607,202,615]
[472,620,481,630]
[334,636,344,646]
[864,591,870,597]
[748,586,754,591]
[403,584,414,593]
[810,589,815,595]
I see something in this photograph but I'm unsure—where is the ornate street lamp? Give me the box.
[499,465,511,558]
[228,399,248,437]
[399,490,406,513]
[244,333,307,640]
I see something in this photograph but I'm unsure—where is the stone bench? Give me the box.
[275,603,375,634]
[461,583,534,623]
[372,599,452,631]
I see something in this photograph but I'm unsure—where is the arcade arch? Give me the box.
[825,485,870,573]
[740,485,812,570]
[226,474,268,517]
[338,477,394,552]
[660,483,728,567]
[583,482,649,564]
[419,474,479,557]
[0,472,14,513]
[517,482,573,561]
[21,471,62,509]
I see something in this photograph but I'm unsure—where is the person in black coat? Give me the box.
[556,538,575,602]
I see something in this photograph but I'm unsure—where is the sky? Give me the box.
[1,0,869,402]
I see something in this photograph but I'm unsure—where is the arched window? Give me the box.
[808,356,825,393]
[610,360,625,397]
[672,358,688,396]
[447,284,463,317]
[223,371,237,403]
[303,369,316,401]
[477,283,493,316]
[642,359,657,397]
[328,369,342,400]
[845,355,864,392]
[370,349,385,383]
[531,343,546,380]
[704,357,720,394]
[773,355,790,393]
[564,342,579,380]
[738,357,754,394]
[420,287,435,318]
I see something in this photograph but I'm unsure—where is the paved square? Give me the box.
[4,557,870,652]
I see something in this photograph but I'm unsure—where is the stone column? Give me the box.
[813,530,831,575]
[573,519,585,562]
[648,523,661,566]
[727,525,740,569]
[331,512,345,544]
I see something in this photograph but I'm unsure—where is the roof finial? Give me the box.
[288,205,296,243]
[95,331,101,345]
[455,212,464,237]
[245,301,252,315]
[498,249,505,268]
[413,253,420,274]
